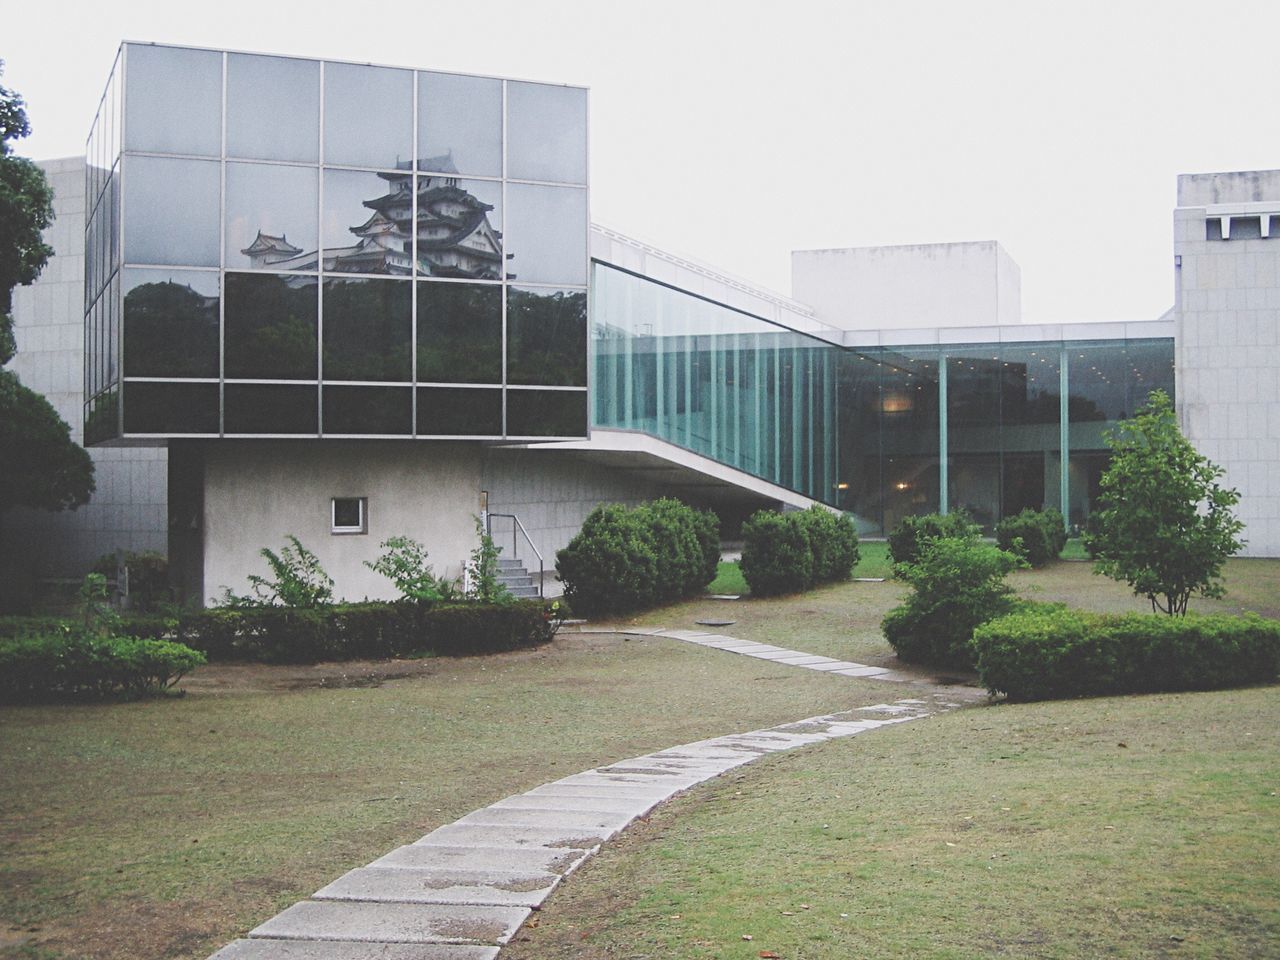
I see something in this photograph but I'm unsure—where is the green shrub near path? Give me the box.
[0,629,205,702]
[886,510,980,567]
[995,507,1067,567]
[739,506,859,597]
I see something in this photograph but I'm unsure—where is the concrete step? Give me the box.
[497,574,533,587]
[496,558,524,569]
[506,585,540,598]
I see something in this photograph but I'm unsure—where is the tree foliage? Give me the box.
[0,369,94,514]
[1,61,54,364]
[1085,390,1244,616]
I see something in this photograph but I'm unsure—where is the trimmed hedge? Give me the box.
[556,499,720,616]
[174,599,560,664]
[972,607,1280,701]
[882,537,1022,669]
[0,629,206,701]
[739,506,859,597]
[995,508,1068,567]
[887,511,981,567]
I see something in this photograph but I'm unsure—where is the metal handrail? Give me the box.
[486,512,544,598]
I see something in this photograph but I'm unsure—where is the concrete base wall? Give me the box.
[200,441,485,604]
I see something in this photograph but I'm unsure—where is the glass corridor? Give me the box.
[591,262,1175,535]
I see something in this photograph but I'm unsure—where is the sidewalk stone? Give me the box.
[249,901,529,946]
[210,940,499,959]
[313,866,559,908]
[371,845,589,876]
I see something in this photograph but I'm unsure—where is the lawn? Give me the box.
[0,635,879,960]
[504,685,1280,959]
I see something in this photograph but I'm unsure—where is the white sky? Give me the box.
[6,0,1279,323]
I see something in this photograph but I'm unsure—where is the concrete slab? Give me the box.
[804,660,868,672]
[654,630,714,639]
[371,844,588,877]
[542,774,684,795]
[453,807,634,833]
[494,794,653,815]
[832,666,892,677]
[415,823,608,849]
[249,900,529,946]
[738,649,811,660]
[773,655,837,666]
[211,940,499,960]
[313,866,559,908]
[523,782,677,801]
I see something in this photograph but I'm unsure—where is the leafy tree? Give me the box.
[1,61,54,365]
[0,62,94,580]
[1086,390,1244,616]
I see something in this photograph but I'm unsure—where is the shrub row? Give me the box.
[886,511,981,567]
[995,508,1068,567]
[0,630,206,702]
[173,599,561,664]
[555,499,719,616]
[882,537,1023,669]
[972,606,1280,701]
[739,506,859,597]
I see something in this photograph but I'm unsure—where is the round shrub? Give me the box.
[995,508,1067,567]
[887,511,980,567]
[881,537,1022,669]
[798,505,860,583]
[555,504,660,616]
[639,498,712,602]
[740,511,813,597]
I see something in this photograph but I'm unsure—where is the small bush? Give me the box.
[887,511,980,567]
[92,551,170,611]
[995,508,1067,567]
[556,500,717,616]
[798,505,860,583]
[365,536,454,603]
[973,607,1280,701]
[882,537,1022,669]
[221,535,333,608]
[740,511,813,597]
[0,629,206,702]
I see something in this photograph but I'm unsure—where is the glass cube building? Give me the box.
[84,42,589,444]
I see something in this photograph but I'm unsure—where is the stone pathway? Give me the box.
[208,632,975,959]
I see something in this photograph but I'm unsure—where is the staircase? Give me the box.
[496,557,540,598]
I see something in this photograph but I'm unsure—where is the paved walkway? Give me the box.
[209,631,977,959]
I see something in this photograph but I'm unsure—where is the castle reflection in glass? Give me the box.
[84,43,588,441]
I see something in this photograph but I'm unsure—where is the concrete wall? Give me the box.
[6,157,167,578]
[481,447,666,570]
[200,441,485,604]
[1175,170,1280,557]
[791,240,1023,332]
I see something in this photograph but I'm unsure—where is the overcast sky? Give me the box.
[6,0,1279,323]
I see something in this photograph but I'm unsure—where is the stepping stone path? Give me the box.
[208,630,976,959]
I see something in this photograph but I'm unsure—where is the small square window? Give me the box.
[332,497,367,534]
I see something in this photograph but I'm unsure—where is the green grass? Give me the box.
[707,561,748,595]
[706,542,892,598]
[505,686,1280,960]
[0,636,883,960]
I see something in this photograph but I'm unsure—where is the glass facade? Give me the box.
[90,43,588,440]
[591,262,1174,533]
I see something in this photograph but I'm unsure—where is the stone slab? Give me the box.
[804,660,867,672]
[739,649,811,660]
[249,900,528,946]
[454,806,634,833]
[523,781,678,801]
[494,794,654,815]
[773,655,837,666]
[211,939,499,960]
[543,774,684,795]
[415,823,607,849]
[833,666,892,677]
[371,844,588,876]
[654,630,714,638]
[314,866,559,908]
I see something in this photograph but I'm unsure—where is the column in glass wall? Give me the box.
[946,345,1003,531]
[879,348,940,531]
[999,344,1062,519]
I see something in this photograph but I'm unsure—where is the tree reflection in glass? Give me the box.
[506,287,587,386]
[416,281,501,384]
[224,273,318,380]
[322,278,411,382]
[122,270,219,378]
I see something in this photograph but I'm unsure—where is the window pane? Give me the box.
[417,387,502,436]
[85,389,119,445]
[226,162,319,271]
[415,175,502,279]
[224,384,317,434]
[322,278,411,381]
[505,389,587,437]
[507,82,587,184]
[506,286,587,386]
[124,44,222,157]
[417,72,501,178]
[323,61,412,170]
[947,347,1003,531]
[123,156,220,266]
[123,269,219,378]
[323,385,411,435]
[122,381,219,433]
[322,168,412,275]
[224,273,318,379]
[505,183,586,285]
[226,53,319,163]
[416,281,501,383]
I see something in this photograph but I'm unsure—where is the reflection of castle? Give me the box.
[241,155,503,278]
